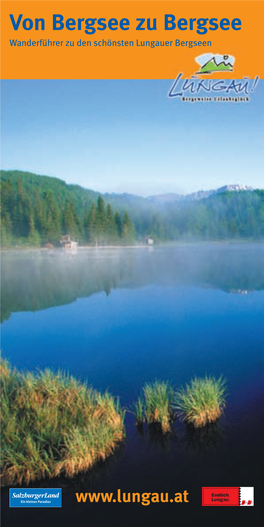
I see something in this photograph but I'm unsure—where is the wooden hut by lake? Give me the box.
[145,235,154,246]
[60,235,78,250]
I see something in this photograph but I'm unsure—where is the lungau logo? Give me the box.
[195,53,235,74]
[168,52,259,103]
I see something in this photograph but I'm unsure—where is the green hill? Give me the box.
[199,59,233,73]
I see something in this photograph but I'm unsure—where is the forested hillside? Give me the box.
[0,171,135,246]
[1,170,263,246]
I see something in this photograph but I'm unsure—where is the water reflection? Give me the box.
[183,421,224,454]
[1,244,264,322]
[141,422,176,451]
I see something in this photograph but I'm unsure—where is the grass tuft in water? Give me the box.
[133,396,145,426]
[174,376,227,428]
[134,381,174,433]
[0,358,125,486]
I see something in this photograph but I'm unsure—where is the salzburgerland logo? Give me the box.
[9,488,62,508]
[168,53,259,102]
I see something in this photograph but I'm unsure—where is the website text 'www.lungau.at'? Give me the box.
[76,490,189,506]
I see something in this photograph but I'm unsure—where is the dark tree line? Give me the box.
[1,171,263,246]
[1,179,135,246]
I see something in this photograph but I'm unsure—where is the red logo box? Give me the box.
[202,487,240,506]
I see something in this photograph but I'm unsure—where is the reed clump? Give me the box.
[174,376,227,428]
[134,381,174,433]
[0,358,125,486]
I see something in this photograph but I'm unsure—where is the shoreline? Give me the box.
[0,244,149,253]
[1,239,263,253]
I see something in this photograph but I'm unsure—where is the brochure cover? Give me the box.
[1,1,263,526]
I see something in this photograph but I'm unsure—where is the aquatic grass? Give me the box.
[0,358,125,486]
[0,358,11,378]
[134,381,174,433]
[174,376,227,428]
[134,396,145,426]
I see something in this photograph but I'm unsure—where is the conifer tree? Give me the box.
[96,196,106,244]
[43,191,61,243]
[106,204,117,243]
[122,211,135,245]
[114,211,122,238]
[62,200,78,237]
[86,203,97,245]
[28,214,41,246]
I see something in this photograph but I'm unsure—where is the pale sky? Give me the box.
[1,79,263,195]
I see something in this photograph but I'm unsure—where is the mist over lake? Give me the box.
[1,243,263,525]
[1,243,263,392]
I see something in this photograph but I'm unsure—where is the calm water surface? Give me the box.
[1,244,263,526]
